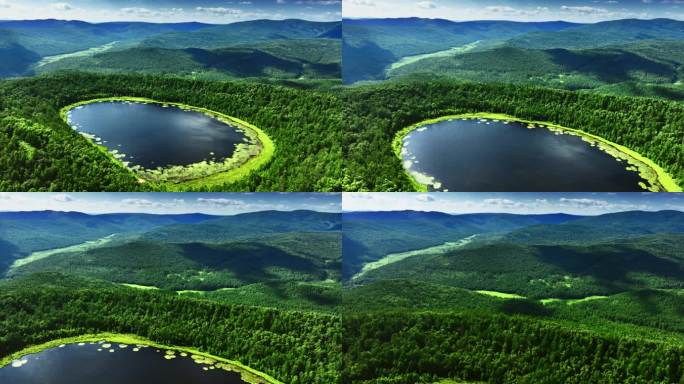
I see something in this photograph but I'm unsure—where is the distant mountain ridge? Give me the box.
[343,17,684,96]
[342,210,684,279]
[0,18,341,80]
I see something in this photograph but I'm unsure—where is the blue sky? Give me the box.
[343,193,684,215]
[0,0,341,23]
[0,193,341,214]
[344,0,684,22]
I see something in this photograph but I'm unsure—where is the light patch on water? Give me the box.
[11,359,28,368]
[102,343,111,349]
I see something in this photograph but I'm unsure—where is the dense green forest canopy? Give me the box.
[0,19,341,82]
[344,18,684,100]
[343,310,684,384]
[0,72,342,191]
[0,273,341,384]
[0,209,342,381]
[342,80,684,191]
[0,210,341,311]
[342,18,577,83]
[342,209,684,383]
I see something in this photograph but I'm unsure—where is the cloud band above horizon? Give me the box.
[344,0,684,22]
[0,0,341,23]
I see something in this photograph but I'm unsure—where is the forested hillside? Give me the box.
[0,19,341,83]
[342,80,684,191]
[345,18,684,100]
[0,273,341,384]
[0,207,343,382]
[0,72,342,191]
[342,18,577,82]
[34,40,341,80]
[342,209,684,383]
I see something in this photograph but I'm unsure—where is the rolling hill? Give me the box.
[139,19,340,49]
[34,39,341,80]
[507,18,684,50]
[342,211,578,279]
[0,19,342,81]
[1,210,341,310]
[0,210,216,272]
[0,19,213,57]
[345,17,684,100]
[343,210,684,383]
[342,18,578,82]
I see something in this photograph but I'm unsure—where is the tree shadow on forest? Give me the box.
[547,48,674,84]
[181,242,320,286]
[535,244,684,291]
[0,238,21,277]
[187,48,302,78]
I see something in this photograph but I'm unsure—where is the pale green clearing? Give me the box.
[387,41,480,73]
[475,290,526,299]
[34,41,119,68]
[120,283,159,291]
[176,288,236,295]
[60,97,275,190]
[473,288,609,305]
[8,235,117,272]
[120,284,237,295]
[352,235,478,281]
[0,333,283,384]
[393,112,682,192]
[566,295,609,305]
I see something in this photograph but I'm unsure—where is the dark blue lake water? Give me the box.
[0,342,248,384]
[67,102,247,169]
[401,118,650,191]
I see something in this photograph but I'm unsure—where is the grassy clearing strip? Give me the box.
[0,333,283,384]
[120,283,159,291]
[352,235,477,281]
[387,41,480,73]
[566,295,609,305]
[475,290,526,299]
[9,235,116,272]
[34,41,119,68]
[393,112,682,192]
[476,290,610,305]
[59,97,275,190]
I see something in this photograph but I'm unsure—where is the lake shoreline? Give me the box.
[59,97,275,191]
[392,112,682,192]
[0,332,283,384]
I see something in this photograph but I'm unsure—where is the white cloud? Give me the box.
[416,194,435,202]
[51,2,72,11]
[560,5,609,15]
[417,1,436,9]
[195,6,242,15]
[295,0,341,4]
[349,0,375,5]
[51,194,74,203]
[558,198,610,207]
[119,7,159,17]
[0,0,10,8]
[485,5,549,16]
[196,198,246,207]
[121,198,157,207]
